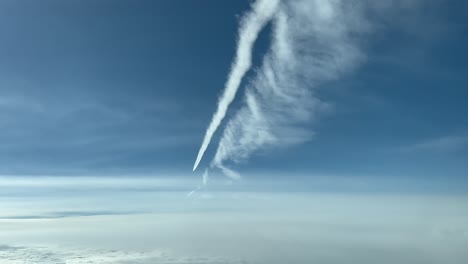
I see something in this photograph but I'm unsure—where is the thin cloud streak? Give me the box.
[193,0,280,171]
[402,135,468,153]
[187,169,209,197]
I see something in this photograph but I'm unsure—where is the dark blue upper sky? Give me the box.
[0,0,467,184]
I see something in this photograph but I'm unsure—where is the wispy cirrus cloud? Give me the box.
[0,92,198,174]
[0,210,133,220]
[402,135,468,153]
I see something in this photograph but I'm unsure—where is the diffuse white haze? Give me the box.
[193,0,280,171]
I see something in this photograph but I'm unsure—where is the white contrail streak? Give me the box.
[193,0,279,171]
[211,0,371,177]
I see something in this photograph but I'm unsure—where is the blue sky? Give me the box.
[0,0,467,186]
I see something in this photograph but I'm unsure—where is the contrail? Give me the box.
[192,0,280,171]
[187,169,209,197]
[211,0,372,177]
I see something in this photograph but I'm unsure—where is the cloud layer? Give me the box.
[0,245,247,264]
[2,187,468,264]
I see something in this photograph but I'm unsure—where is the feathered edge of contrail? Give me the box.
[192,0,280,172]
